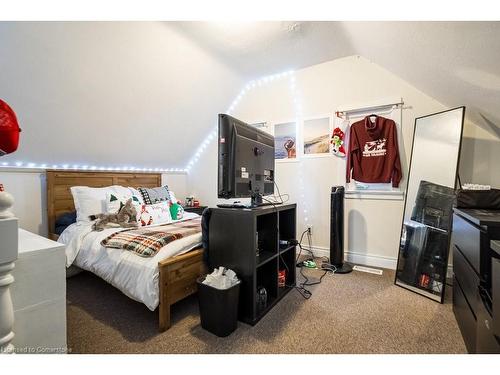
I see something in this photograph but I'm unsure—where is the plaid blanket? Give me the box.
[101,217,201,257]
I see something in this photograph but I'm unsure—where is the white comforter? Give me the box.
[59,212,202,310]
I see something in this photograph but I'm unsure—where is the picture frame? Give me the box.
[273,120,298,162]
[302,115,332,158]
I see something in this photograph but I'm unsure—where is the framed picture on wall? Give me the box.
[274,121,297,160]
[303,116,331,156]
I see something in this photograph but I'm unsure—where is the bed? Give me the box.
[46,170,207,332]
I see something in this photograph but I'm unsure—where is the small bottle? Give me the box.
[257,287,267,310]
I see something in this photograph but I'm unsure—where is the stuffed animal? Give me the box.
[90,198,139,231]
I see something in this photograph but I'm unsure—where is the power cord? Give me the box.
[291,229,336,299]
[296,229,315,262]
[260,180,289,205]
[262,182,332,300]
[272,180,289,204]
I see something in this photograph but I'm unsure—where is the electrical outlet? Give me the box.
[306,224,313,235]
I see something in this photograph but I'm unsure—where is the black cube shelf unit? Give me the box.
[208,203,297,325]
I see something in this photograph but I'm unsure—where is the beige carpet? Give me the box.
[66,267,467,354]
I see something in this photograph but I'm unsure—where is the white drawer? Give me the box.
[11,246,66,310]
[12,298,67,353]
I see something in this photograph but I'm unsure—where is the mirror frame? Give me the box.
[394,106,465,303]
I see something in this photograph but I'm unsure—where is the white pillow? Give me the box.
[105,192,143,222]
[70,185,131,223]
[128,187,145,205]
[138,202,172,227]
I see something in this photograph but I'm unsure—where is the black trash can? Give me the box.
[197,276,240,337]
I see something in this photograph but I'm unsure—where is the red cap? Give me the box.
[0,99,21,155]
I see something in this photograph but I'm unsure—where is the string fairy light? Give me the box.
[0,161,188,174]
[184,69,296,173]
[0,70,299,175]
[182,68,311,232]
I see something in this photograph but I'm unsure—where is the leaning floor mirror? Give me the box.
[395,107,465,302]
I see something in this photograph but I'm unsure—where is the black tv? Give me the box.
[218,114,275,207]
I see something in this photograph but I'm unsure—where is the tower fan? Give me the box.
[330,186,352,273]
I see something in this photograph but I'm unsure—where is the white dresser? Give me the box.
[10,229,66,353]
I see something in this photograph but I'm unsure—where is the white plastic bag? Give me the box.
[202,266,239,290]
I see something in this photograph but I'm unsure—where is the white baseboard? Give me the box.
[306,245,397,270]
[346,251,398,270]
[306,245,453,275]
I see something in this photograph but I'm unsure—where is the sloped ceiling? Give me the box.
[175,21,500,134]
[0,22,244,169]
[1,21,498,170]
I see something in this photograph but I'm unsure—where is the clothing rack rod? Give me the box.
[337,101,404,116]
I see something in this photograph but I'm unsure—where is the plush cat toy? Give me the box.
[90,198,139,231]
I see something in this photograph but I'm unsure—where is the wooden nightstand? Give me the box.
[183,206,207,215]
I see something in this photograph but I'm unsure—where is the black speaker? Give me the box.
[330,186,353,274]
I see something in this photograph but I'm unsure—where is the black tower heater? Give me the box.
[330,186,353,274]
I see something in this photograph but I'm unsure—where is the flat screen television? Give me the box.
[218,114,275,207]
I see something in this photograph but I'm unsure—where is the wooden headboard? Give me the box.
[46,170,162,240]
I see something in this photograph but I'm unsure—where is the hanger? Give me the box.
[365,114,378,129]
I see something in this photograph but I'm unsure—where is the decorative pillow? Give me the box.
[169,202,184,220]
[127,187,145,205]
[169,190,179,204]
[138,202,173,227]
[138,185,170,205]
[105,192,142,217]
[70,185,131,222]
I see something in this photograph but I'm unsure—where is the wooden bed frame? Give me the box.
[46,170,206,332]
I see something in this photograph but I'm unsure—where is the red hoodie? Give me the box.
[346,115,402,187]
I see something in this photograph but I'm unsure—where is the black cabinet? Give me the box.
[451,208,500,353]
[476,291,500,353]
[491,241,500,342]
[453,245,480,317]
[208,204,296,325]
[453,275,477,353]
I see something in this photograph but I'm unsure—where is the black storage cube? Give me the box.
[197,276,240,337]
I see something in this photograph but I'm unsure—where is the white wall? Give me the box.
[188,55,490,269]
[0,21,243,237]
[459,118,500,187]
[0,170,188,236]
[161,173,188,202]
[0,22,243,169]
[0,171,47,235]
